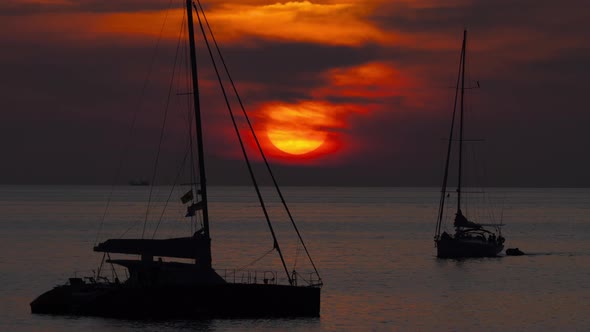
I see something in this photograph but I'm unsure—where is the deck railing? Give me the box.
[77,266,322,288]
[220,269,322,287]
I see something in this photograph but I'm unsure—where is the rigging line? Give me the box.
[140,13,186,239]
[96,252,106,278]
[235,248,275,272]
[499,193,506,226]
[457,30,467,212]
[107,253,119,281]
[95,0,175,246]
[474,147,487,222]
[292,244,301,271]
[184,0,211,248]
[435,31,465,239]
[182,14,200,232]
[151,10,193,239]
[195,0,321,282]
[177,9,197,234]
[193,4,293,286]
[480,143,497,224]
[151,142,192,239]
[119,216,140,239]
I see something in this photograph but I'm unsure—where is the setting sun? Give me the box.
[265,103,330,155]
[267,127,327,155]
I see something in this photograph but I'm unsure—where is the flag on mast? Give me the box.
[186,201,205,217]
[180,190,193,204]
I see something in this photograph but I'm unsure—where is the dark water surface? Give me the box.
[1,186,589,331]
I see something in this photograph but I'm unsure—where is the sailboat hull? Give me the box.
[436,237,503,258]
[31,282,320,318]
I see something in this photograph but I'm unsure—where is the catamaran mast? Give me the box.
[456,29,467,212]
[186,0,211,267]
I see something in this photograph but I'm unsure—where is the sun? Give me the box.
[264,103,331,155]
[267,126,327,155]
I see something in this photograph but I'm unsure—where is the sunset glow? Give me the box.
[264,102,332,155]
[205,1,390,46]
[2,0,583,179]
[267,127,326,155]
[251,101,357,160]
[15,1,392,47]
[314,62,418,99]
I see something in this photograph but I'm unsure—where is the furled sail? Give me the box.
[94,234,210,260]
[453,209,481,229]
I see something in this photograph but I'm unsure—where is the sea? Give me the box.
[1,185,589,331]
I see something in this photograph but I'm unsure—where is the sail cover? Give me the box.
[94,236,210,260]
[454,209,481,229]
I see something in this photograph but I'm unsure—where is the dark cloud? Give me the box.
[370,0,589,36]
[0,0,180,16]
[212,39,381,101]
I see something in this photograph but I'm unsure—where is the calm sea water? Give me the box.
[1,185,589,331]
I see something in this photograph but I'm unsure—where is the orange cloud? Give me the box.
[5,2,390,47]
[8,1,400,47]
[8,0,71,4]
[3,2,389,47]
[93,10,185,39]
[314,62,418,98]
[312,61,439,109]
[4,0,580,63]
[203,1,391,46]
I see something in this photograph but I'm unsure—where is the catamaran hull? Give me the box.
[31,283,320,318]
[436,239,503,258]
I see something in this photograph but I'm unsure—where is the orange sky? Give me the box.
[1,0,589,185]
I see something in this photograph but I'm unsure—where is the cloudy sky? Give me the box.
[0,0,589,186]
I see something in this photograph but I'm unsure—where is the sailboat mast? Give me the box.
[434,33,465,240]
[457,29,467,212]
[186,0,211,256]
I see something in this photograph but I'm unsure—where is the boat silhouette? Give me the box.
[31,0,322,318]
[433,30,505,258]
